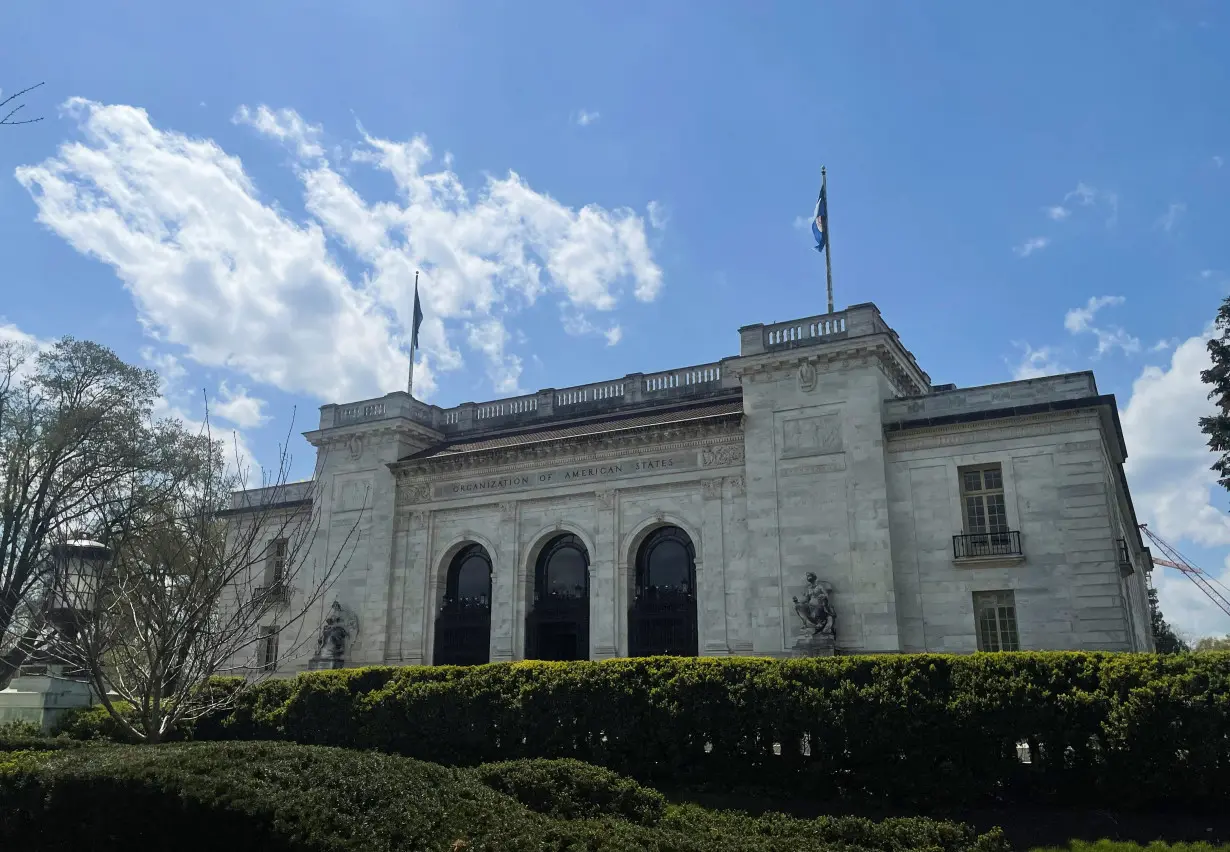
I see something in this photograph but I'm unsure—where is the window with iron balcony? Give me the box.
[953,464,1023,562]
[257,539,291,605]
[1117,538,1134,576]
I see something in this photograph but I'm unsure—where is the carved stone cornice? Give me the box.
[393,417,743,480]
[885,410,1102,453]
[305,416,442,451]
[727,337,928,397]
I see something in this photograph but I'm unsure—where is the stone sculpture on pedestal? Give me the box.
[792,572,836,657]
[309,601,359,670]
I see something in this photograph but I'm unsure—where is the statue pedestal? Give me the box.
[0,668,96,733]
[308,655,344,671]
[792,632,836,658]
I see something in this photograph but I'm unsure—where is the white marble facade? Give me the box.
[231,302,1155,674]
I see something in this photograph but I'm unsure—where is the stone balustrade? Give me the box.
[317,302,924,439]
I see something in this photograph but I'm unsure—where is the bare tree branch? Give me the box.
[0,83,45,126]
[49,402,366,743]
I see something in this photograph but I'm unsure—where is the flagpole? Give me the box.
[822,167,834,314]
[407,270,419,397]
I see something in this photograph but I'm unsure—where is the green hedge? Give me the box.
[475,757,668,825]
[0,740,1007,852]
[62,653,1230,811]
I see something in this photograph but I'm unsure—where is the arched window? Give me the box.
[526,533,590,661]
[636,527,695,598]
[629,526,698,657]
[536,533,589,601]
[433,543,492,666]
[447,544,492,606]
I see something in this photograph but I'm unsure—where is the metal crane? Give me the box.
[1139,523,1230,619]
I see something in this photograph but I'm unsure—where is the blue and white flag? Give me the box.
[812,184,828,253]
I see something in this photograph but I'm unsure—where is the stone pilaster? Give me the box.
[489,501,519,662]
[699,478,730,655]
[591,490,618,659]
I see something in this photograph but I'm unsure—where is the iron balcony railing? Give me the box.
[953,530,1022,559]
[255,583,290,605]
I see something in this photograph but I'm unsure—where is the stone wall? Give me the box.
[885,409,1150,652]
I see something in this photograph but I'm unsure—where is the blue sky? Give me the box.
[3,1,1229,638]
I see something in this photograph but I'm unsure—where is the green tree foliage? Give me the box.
[1194,634,1230,652]
[1148,585,1190,654]
[1200,296,1230,490]
[0,337,171,688]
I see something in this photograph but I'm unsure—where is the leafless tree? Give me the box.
[0,337,167,689]
[1,83,45,127]
[51,409,365,744]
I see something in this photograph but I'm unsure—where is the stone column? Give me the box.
[591,490,618,659]
[698,478,730,655]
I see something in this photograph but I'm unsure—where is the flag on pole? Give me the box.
[812,184,828,253]
[410,275,424,351]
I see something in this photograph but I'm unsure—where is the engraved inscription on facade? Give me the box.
[431,451,697,500]
[781,413,842,460]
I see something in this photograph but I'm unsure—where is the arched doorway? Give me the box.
[432,543,492,666]
[628,526,698,657]
[525,533,590,661]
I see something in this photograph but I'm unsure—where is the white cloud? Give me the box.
[233,105,324,160]
[1064,295,1141,356]
[1156,202,1186,233]
[1122,332,1230,637]
[465,318,522,394]
[213,381,270,429]
[573,109,600,127]
[562,309,622,348]
[1010,343,1066,380]
[1014,236,1050,257]
[646,200,667,230]
[1049,181,1118,228]
[1064,183,1095,206]
[1214,155,1224,169]
[1151,338,1178,352]
[16,99,662,405]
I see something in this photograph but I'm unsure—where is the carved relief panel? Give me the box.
[780,412,843,460]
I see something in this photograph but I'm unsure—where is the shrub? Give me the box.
[0,740,1004,852]
[474,757,667,825]
[0,720,42,738]
[58,653,1230,811]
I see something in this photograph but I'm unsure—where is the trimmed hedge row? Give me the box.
[0,740,1008,852]
[59,653,1230,810]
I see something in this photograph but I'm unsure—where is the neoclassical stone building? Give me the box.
[231,302,1155,673]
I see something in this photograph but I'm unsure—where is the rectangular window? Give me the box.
[973,590,1020,652]
[268,538,288,586]
[960,464,1008,534]
[259,625,279,671]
